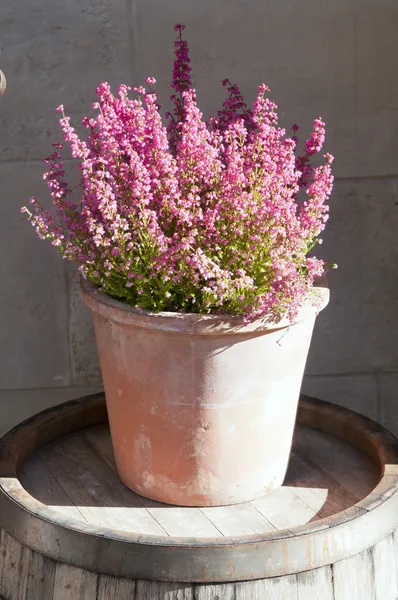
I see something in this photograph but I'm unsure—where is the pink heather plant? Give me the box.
[22,24,334,323]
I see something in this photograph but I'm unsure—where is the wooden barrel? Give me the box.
[0,393,398,600]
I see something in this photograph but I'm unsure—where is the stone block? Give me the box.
[133,0,398,179]
[67,265,102,387]
[306,176,398,375]
[0,162,71,388]
[0,0,132,162]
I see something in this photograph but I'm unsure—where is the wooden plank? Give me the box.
[393,527,398,584]
[27,550,56,600]
[201,502,276,536]
[235,575,298,599]
[52,563,98,600]
[0,530,4,588]
[287,448,366,520]
[84,425,117,471]
[297,566,334,600]
[0,530,31,600]
[252,486,317,529]
[285,451,334,519]
[0,529,5,600]
[19,454,86,521]
[135,580,194,599]
[295,426,379,499]
[37,432,167,536]
[194,583,235,599]
[143,500,222,538]
[97,575,136,599]
[371,533,398,600]
[332,548,376,600]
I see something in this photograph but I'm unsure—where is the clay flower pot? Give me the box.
[81,279,329,507]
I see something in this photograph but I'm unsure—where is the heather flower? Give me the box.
[22,25,334,323]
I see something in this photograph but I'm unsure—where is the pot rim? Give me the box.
[80,278,329,334]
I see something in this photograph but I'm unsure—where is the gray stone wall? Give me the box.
[1,0,397,434]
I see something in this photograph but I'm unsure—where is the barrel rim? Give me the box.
[0,392,397,582]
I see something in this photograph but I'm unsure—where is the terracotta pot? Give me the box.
[81,279,329,506]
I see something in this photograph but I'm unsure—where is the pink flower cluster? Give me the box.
[22,24,334,322]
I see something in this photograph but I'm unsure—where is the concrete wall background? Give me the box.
[0,0,397,434]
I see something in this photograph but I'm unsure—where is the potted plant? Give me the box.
[22,24,334,507]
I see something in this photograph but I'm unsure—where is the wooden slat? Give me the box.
[84,425,117,470]
[0,530,31,600]
[287,449,360,518]
[27,550,56,600]
[0,529,4,588]
[371,533,398,600]
[37,433,167,536]
[295,426,379,498]
[296,566,334,600]
[97,575,136,599]
[201,502,276,536]
[19,455,86,521]
[393,527,398,583]
[143,499,222,537]
[52,563,98,600]
[251,486,317,529]
[135,580,194,599]
[235,575,298,599]
[332,548,376,600]
[195,583,236,599]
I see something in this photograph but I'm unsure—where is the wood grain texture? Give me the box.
[251,485,318,529]
[287,446,363,519]
[0,529,31,600]
[195,583,236,600]
[332,548,376,600]
[201,502,275,536]
[18,454,85,521]
[26,550,56,600]
[84,425,117,470]
[393,528,398,584]
[235,575,298,599]
[96,575,136,599]
[134,580,194,599]
[37,432,167,536]
[294,426,379,499]
[371,534,398,600]
[52,563,98,600]
[296,566,334,600]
